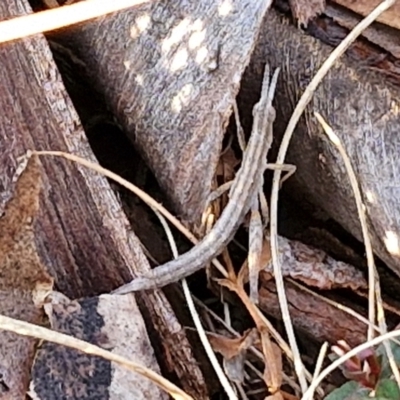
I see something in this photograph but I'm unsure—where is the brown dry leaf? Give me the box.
[280,391,300,400]
[238,237,271,285]
[332,0,400,30]
[30,292,167,399]
[0,155,53,398]
[266,393,284,400]
[289,0,326,26]
[260,327,283,393]
[260,238,272,269]
[208,328,259,383]
[209,146,241,229]
[262,234,367,291]
[217,147,240,183]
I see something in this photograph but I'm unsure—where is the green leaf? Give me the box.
[376,342,400,380]
[375,379,400,399]
[324,381,370,400]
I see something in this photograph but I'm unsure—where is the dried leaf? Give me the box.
[280,391,300,400]
[217,147,240,183]
[260,238,272,272]
[260,327,283,393]
[289,0,326,26]
[30,292,167,399]
[238,236,270,285]
[331,340,379,389]
[0,156,53,397]
[262,234,367,291]
[208,328,258,383]
[265,392,284,400]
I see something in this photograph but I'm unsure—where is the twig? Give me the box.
[0,314,192,400]
[152,209,238,400]
[0,0,149,44]
[311,342,328,390]
[191,295,302,394]
[269,0,397,393]
[315,112,400,388]
[315,113,377,339]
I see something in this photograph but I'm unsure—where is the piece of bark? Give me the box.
[260,235,367,291]
[332,0,400,31]
[239,8,400,279]
[256,234,372,347]
[49,0,274,226]
[0,1,206,397]
[0,157,53,398]
[325,4,400,58]
[30,292,167,400]
[258,278,368,348]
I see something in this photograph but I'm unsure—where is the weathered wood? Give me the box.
[325,4,400,58]
[259,278,368,348]
[0,1,206,397]
[0,0,131,298]
[30,292,168,399]
[0,158,53,399]
[239,9,400,278]
[50,0,273,226]
[332,0,400,30]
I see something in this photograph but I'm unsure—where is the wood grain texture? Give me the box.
[258,278,368,347]
[332,0,400,30]
[0,158,53,399]
[325,4,400,58]
[0,0,131,298]
[0,1,207,397]
[50,0,273,225]
[239,9,400,277]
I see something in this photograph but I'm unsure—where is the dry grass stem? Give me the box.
[0,314,192,399]
[312,342,328,387]
[34,150,197,241]
[153,210,237,399]
[315,112,400,388]
[314,113,377,340]
[269,0,397,393]
[0,0,149,44]
[192,296,302,394]
[248,205,263,304]
[33,151,312,387]
[34,142,314,390]
[34,151,232,281]
[233,101,246,152]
